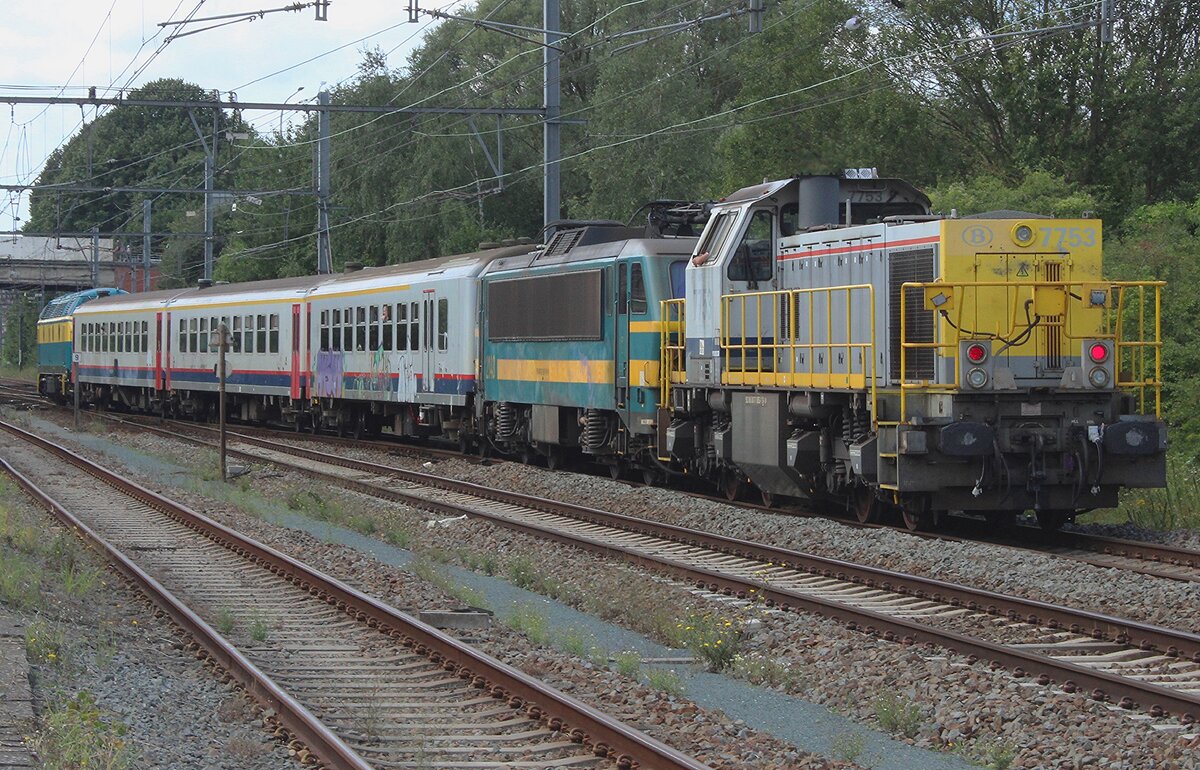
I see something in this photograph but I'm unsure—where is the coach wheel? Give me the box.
[353,413,366,440]
[721,470,744,502]
[545,447,562,471]
[309,414,321,435]
[852,487,880,524]
[1035,509,1070,532]
[520,446,536,466]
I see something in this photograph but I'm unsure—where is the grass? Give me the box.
[873,693,924,739]
[25,619,66,665]
[644,667,686,696]
[1084,457,1200,530]
[613,650,642,678]
[505,603,551,645]
[829,731,866,763]
[249,616,270,643]
[730,652,805,690]
[410,554,489,608]
[214,608,236,635]
[31,691,135,770]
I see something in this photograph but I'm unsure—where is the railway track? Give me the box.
[78,414,1200,725]
[0,418,713,770]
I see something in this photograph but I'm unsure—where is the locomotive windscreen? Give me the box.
[488,270,603,340]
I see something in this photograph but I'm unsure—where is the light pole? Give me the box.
[280,87,305,135]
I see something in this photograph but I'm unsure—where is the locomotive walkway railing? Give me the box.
[898,279,1164,422]
[718,284,878,415]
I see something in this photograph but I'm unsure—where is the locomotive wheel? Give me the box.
[721,470,744,502]
[545,447,561,471]
[984,510,1017,530]
[1035,509,1070,532]
[642,467,660,487]
[608,460,625,480]
[852,488,880,524]
[760,489,776,508]
[901,508,932,531]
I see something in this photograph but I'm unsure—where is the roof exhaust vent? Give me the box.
[197,278,213,289]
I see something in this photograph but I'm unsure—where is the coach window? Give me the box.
[381,304,393,350]
[437,298,448,351]
[339,306,349,351]
[727,208,774,285]
[118,322,126,353]
[369,305,380,350]
[229,316,240,352]
[178,320,186,353]
[319,311,329,351]
[256,315,267,354]
[396,303,408,351]
[670,260,687,298]
[410,302,420,351]
[200,318,209,353]
[244,316,255,353]
[355,307,366,351]
[630,263,648,314]
[269,314,279,353]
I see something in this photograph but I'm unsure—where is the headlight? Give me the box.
[1088,367,1110,388]
[1012,223,1035,247]
[966,368,989,389]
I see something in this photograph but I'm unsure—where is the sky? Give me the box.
[0,0,453,231]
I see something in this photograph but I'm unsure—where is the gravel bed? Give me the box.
[0,459,301,770]
[16,411,1200,768]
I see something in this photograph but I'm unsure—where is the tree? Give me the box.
[1,295,40,369]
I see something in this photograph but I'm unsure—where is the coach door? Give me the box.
[290,303,302,399]
[421,291,437,393]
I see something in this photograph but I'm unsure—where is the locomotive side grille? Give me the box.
[889,248,936,381]
[1041,261,1063,370]
[488,270,603,340]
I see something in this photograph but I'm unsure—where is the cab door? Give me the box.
[723,208,778,378]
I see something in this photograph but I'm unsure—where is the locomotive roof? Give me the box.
[74,244,534,315]
[482,235,698,276]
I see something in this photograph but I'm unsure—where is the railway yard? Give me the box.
[0,380,1195,769]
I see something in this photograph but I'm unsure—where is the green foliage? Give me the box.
[249,617,270,643]
[672,611,742,671]
[506,603,550,645]
[1,294,40,368]
[929,170,1098,218]
[25,619,65,664]
[830,731,866,763]
[33,691,135,770]
[613,650,642,678]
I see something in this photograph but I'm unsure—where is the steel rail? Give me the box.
[0,419,713,770]
[110,418,1200,723]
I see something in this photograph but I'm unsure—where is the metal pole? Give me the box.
[91,227,100,287]
[73,352,80,430]
[142,200,152,292]
[203,111,217,281]
[218,321,227,482]
[543,0,561,234]
[316,90,332,274]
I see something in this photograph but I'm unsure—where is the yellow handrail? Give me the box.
[660,298,686,407]
[898,280,1164,421]
[719,284,878,426]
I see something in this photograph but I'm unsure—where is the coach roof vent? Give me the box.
[343,262,363,273]
[197,278,213,289]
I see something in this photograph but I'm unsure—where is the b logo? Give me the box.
[962,225,993,247]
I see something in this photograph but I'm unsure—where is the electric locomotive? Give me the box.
[660,172,1167,530]
[36,287,126,402]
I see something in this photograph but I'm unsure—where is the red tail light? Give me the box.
[1088,342,1109,363]
[966,343,988,364]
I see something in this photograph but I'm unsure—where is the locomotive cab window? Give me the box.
[727,209,774,283]
[630,263,647,314]
[694,210,738,267]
